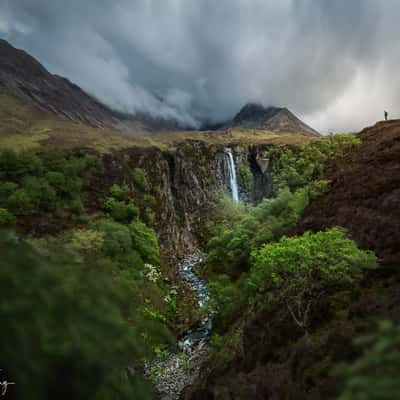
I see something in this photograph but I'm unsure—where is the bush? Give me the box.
[8,188,34,216]
[132,168,148,191]
[129,220,159,265]
[0,208,16,226]
[207,188,308,277]
[109,184,129,201]
[248,228,378,333]
[144,194,157,210]
[45,171,66,191]
[22,176,58,211]
[208,274,246,331]
[104,197,139,223]
[270,134,361,193]
[238,162,254,193]
[0,150,86,220]
[94,219,133,258]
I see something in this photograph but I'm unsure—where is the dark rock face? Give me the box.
[16,140,272,267]
[0,39,182,133]
[227,103,319,136]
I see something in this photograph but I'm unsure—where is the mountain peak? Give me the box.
[229,103,319,136]
[0,39,182,133]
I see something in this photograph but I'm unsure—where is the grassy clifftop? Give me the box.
[0,94,320,153]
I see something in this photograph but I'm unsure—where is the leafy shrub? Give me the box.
[45,171,66,191]
[22,176,58,211]
[68,228,105,256]
[0,181,18,200]
[104,197,139,223]
[109,184,129,201]
[0,150,87,221]
[144,206,156,225]
[208,274,246,331]
[129,220,159,265]
[207,188,308,276]
[94,219,133,258]
[238,162,254,192]
[0,208,16,226]
[309,179,331,199]
[144,194,157,210]
[132,167,148,191]
[248,228,378,333]
[270,134,361,193]
[8,188,34,216]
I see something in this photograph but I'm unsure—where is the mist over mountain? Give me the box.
[0,39,319,135]
[0,39,191,132]
[2,1,400,132]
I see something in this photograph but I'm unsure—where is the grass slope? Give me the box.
[0,94,320,153]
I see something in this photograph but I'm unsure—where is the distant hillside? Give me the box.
[226,103,319,136]
[0,39,182,133]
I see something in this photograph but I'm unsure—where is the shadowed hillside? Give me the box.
[298,119,400,267]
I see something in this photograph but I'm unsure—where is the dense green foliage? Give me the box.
[0,148,177,399]
[336,321,400,400]
[0,149,86,222]
[0,232,156,400]
[269,133,361,193]
[249,228,377,332]
[206,134,371,338]
[238,161,254,192]
[207,188,308,277]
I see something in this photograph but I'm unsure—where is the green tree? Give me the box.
[248,228,377,335]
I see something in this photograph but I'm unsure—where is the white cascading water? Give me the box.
[226,149,239,202]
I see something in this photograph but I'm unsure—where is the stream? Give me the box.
[146,253,212,400]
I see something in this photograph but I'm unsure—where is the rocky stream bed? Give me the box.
[145,254,212,400]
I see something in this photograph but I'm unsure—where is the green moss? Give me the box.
[132,167,148,191]
[238,161,254,192]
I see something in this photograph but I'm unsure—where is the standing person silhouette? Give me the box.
[384,110,388,121]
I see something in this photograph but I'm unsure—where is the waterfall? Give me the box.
[225,149,239,202]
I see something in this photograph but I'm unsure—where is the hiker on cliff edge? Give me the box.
[384,110,388,121]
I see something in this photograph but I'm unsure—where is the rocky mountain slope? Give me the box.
[1,40,320,136]
[0,39,182,133]
[226,103,319,136]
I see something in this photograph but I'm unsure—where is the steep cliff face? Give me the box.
[88,141,273,268]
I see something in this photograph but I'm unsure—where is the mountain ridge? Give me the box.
[0,39,319,136]
[225,102,319,135]
[0,38,184,133]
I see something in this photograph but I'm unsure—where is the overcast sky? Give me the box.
[1,0,399,132]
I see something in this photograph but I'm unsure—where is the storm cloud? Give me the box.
[0,0,398,132]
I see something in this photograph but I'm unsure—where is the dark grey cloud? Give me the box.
[0,0,398,131]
